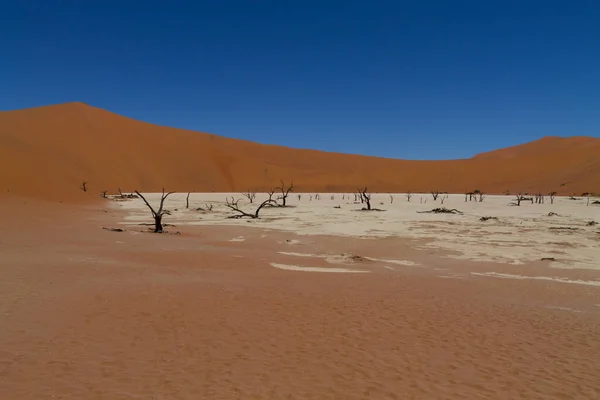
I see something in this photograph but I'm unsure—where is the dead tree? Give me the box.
[309,195,313,201]
[134,189,175,233]
[477,192,485,202]
[535,192,544,204]
[297,194,302,201]
[331,194,335,200]
[431,190,440,201]
[353,193,359,202]
[389,194,394,204]
[100,190,108,198]
[440,194,448,204]
[549,191,556,204]
[358,187,372,210]
[186,192,191,209]
[512,193,533,206]
[275,180,294,206]
[406,192,413,202]
[243,191,256,203]
[81,181,88,192]
[225,197,275,219]
[315,193,320,200]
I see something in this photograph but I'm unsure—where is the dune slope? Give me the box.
[1,102,599,202]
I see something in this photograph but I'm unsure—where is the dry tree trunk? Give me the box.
[134,189,175,233]
[186,192,191,209]
[406,192,412,202]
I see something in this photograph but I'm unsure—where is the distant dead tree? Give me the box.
[358,187,372,210]
[534,192,544,204]
[353,193,359,202]
[134,189,175,233]
[186,192,191,209]
[406,192,413,202]
[315,193,320,200]
[100,190,108,198]
[275,180,294,207]
[331,194,335,200]
[267,189,276,202]
[297,194,302,201]
[342,194,346,200]
[440,194,448,204]
[309,195,313,201]
[81,181,88,192]
[431,190,440,201]
[477,191,485,202]
[243,191,256,203]
[389,194,394,204]
[549,191,557,204]
[225,197,276,219]
[511,193,533,206]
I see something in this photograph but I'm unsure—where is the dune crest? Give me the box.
[1,102,599,202]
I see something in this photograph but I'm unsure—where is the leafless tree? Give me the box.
[186,192,191,209]
[243,191,256,203]
[225,197,275,219]
[331,194,335,200]
[81,181,88,192]
[406,192,413,202]
[297,194,302,201]
[534,192,544,204]
[389,194,394,204]
[134,189,175,233]
[512,193,533,206]
[440,194,448,204]
[309,195,313,201]
[353,193,359,202]
[100,190,108,198]
[431,190,440,201]
[315,193,320,200]
[477,192,485,202]
[549,191,557,205]
[358,187,372,210]
[276,180,294,206]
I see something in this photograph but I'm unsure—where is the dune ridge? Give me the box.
[1,102,599,202]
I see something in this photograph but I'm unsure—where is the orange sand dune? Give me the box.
[1,102,599,202]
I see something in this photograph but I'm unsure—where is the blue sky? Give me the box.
[2,0,599,160]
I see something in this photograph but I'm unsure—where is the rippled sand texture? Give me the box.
[1,197,599,399]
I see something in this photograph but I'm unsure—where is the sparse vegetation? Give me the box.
[418,207,463,215]
[225,196,276,219]
[406,192,413,202]
[134,189,175,233]
[243,191,256,203]
[431,190,440,201]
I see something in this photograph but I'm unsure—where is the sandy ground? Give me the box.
[1,195,600,399]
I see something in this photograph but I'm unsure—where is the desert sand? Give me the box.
[1,192,599,399]
[1,102,600,203]
[1,103,600,398]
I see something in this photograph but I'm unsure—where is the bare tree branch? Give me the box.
[134,189,175,232]
[243,191,256,203]
[225,197,275,219]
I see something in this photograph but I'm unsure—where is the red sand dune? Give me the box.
[1,102,599,202]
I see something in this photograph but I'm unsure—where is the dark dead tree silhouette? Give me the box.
[100,190,108,198]
[81,181,88,192]
[276,180,294,206]
[549,191,557,205]
[389,194,394,204]
[134,189,175,233]
[297,194,302,201]
[358,187,372,210]
[186,192,191,209]
[243,191,256,203]
[406,192,413,202]
[431,190,440,201]
[225,197,276,219]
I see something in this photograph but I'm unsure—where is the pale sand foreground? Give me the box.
[118,192,600,270]
[1,195,599,399]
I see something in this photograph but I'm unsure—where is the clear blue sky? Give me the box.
[2,1,599,160]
